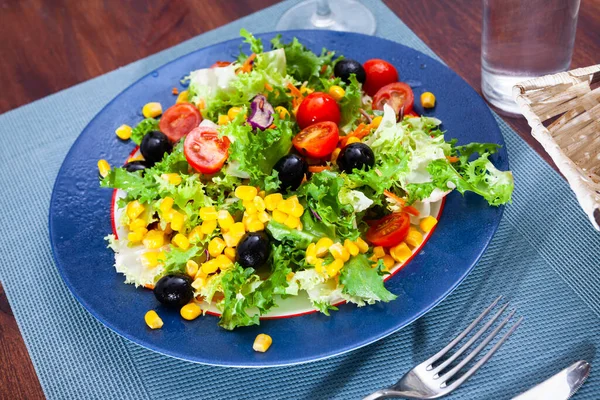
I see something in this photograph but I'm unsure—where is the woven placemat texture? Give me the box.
[1,0,599,398]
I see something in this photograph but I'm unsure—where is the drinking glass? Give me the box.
[481,0,580,114]
[276,0,376,35]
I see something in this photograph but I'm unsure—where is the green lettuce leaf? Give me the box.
[320,75,363,128]
[339,254,397,303]
[131,118,159,145]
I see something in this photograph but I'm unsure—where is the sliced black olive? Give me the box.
[273,154,308,192]
[334,59,366,84]
[337,143,375,174]
[153,274,193,308]
[236,232,270,269]
[140,131,172,166]
[125,160,148,174]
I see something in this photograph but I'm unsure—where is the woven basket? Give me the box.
[513,65,600,231]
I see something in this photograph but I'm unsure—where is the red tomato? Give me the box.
[363,59,399,97]
[373,82,415,117]
[159,103,202,143]
[292,122,339,158]
[210,61,232,68]
[366,212,411,247]
[184,126,230,174]
[296,92,341,129]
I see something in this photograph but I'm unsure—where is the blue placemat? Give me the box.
[1,0,599,398]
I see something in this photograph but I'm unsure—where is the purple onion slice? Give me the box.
[248,94,274,130]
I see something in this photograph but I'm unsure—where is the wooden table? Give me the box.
[1,1,598,398]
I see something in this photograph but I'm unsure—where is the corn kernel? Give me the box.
[142,102,162,118]
[355,237,369,253]
[314,258,325,275]
[162,209,176,223]
[188,226,204,243]
[405,228,424,248]
[159,197,174,213]
[306,255,318,265]
[227,106,244,120]
[373,246,386,259]
[289,202,304,218]
[258,190,266,198]
[144,310,163,329]
[272,209,288,224]
[129,218,147,232]
[218,114,230,125]
[214,254,233,270]
[390,242,412,263]
[277,198,295,214]
[191,277,206,290]
[224,247,236,261]
[180,303,202,320]
[223,232,240,247]
[382,255,395,270]
[326,259,345,277]
[243,200,257,215]
[419,216,438,233]
[306,243,317,258]
[286,272,295,281]
[315,238,334,257]
[229,222,246,236]
[115,124,132,140]
[264,193,283,211]
[257,211,270,223]
[143,230,164,249]
[331,148,341,163]
[284,215,300,229]
[126,200,145,220]
[171,212,185,232]
[253,333,273,352]
[199,206,218,221]
[217,210,235,231]
[328,85,345,101]
[421,92,436,108]
[371,115,383,128]
[235,186,258,201]
[140,251,164,268]
[247,219,265,232]
[128,154,145,163]
[344,239,360,257]
[176,90,189,104]
[161,173,182,186]
[222,223,246,247]
[186,260,199,277]
[330,243,350,262]
[172,233,190,250]
[128,230,146,244]
[208,237,226,258]
[201,259,220,274]
[274,106,289,120]
[253,196,266,212]
[200,219,218,235]
[345,136,360,146]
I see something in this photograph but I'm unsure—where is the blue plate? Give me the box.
[49,31,508,367]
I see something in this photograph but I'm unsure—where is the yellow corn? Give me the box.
[289,202,304,218]
[315,238,334,257]
[373,246,386,259]
[345,136,360,146]
[419,216,438,233]
[218,114,230,125]
[330,243,350,262]
[142,102,162,118]
[243,200,257,215]
[274,106,289,120]
[405,228,424,248]
[176,90,189,104]
[214,254,233,270]
[161,173,182,186]
[170,212,185,232]
[115,124,132,140]
[305,243,318,265]
[172,233,190,250]
[180,303,202,321]
[331,148,341,163]
[355,237,369,253]
[264,193,283,211]
[191,276,206,290]
[272,210,288,224]
[224,247,236,261]
[227,106,244,120]
[186,260,199,278]
[326,259,345,277]
[257,211,270,224]
[314,258,325,275]
[371,115,383,128]
[208,237,226,257]
[235,186,258,201]
[199,206,218,221]
[144,310,163,329]
[344,239,360,257]
[217,210,235,231]
[246,219,265,233]
[143,230,164,249]
[328,85,345,101]
[253,333,273,352]
[258,190,266,198]
[159,197,174,214]
[390,242,412,263]
[420,92,436,108]
[276,198,295,214]
[128,154,145,163]
[229,222,246,236]
[126,200,145,220]
[253,196,266,212]
[284,215,300,229]
[200,219,218,235]
[382,255,395,270]
[222,222,246,247]
[188,226,204,243]
[286,272,295,281]
[127,230,146,244]
[129,218,147,232]
[140,251,165,268]
[201,259,220,274]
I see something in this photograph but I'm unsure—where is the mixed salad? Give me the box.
[100,30,514,332]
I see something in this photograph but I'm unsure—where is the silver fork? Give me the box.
[364,296,523,399]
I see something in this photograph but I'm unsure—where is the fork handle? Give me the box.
[363,389,420,400]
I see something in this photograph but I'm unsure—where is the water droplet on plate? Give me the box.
[151,71,159,77]
[420,64,427,69]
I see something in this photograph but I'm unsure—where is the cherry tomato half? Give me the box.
[296,92,341,130]
[366,212,411,247]
[404,110,419,118]
[373,82,415,117]
[184,126,230,174]
[159,103,203,143]
[363,59,399,97]
[210,61,232,68]
[292,121,339,158]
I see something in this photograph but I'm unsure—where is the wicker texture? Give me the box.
[514,65,600,230]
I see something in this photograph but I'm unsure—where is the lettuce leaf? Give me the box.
[339,254,397,303]
[131,118,159,145]
[320,75,363,128]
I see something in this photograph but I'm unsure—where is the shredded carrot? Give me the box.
[264,82,273,91]
[172,87,179,95]
[383,190,406,206]
[144,284,155,290]
[196,99,205,111]
[320,65,328,74]
[340,123,370,147]
[403,206,420,217]
[447,156,460,163]
[238,53,256,74]
[268,124,276,129]
[287,82,303,98]
[308,165,331,173]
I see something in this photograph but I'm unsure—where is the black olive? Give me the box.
[124,160,149,174]
[334,59,366,84]
[140,131,172,166]
[337,143,375,174]
[153,274,193,308]
[236,232,270,269]
[273,154,308,191]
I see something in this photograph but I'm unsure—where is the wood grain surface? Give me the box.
[1,0,598,398]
